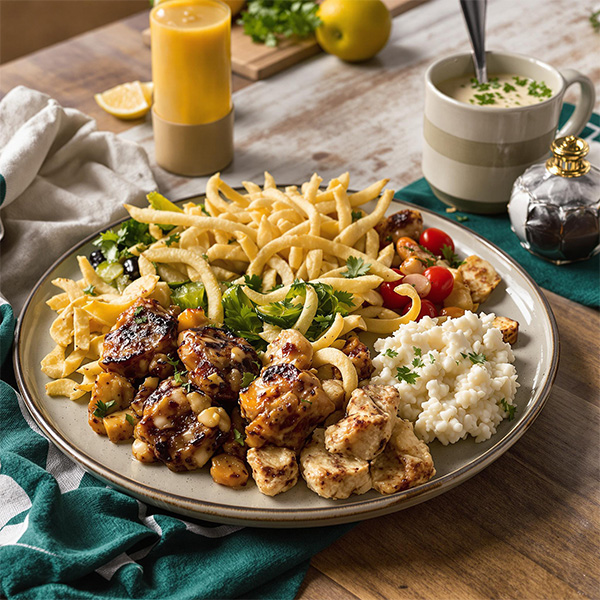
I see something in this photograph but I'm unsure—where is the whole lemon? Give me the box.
[316,0,392,62]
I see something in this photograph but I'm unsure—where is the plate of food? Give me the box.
[14,172,559,527]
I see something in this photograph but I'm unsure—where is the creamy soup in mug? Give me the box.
[438,74,554,108]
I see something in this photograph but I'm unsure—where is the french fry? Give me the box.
[293,285,318,335]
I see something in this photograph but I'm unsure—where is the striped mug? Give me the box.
[422,51,595,214]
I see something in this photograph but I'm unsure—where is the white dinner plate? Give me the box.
[14,193,559,528]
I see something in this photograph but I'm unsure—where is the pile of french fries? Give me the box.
[42,172,422,401]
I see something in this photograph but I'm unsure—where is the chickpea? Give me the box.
[400,256,425,275]
[198,407,231,432]
[439,307,466,319]
[132,439,156,463]
[210,454,249,488]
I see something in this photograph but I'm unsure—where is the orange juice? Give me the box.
[150,0,232,125]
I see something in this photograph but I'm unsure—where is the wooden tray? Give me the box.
[143,0,428,80]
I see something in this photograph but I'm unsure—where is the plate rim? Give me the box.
[13,189,560,527]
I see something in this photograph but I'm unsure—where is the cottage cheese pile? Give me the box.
[371,312,518,445]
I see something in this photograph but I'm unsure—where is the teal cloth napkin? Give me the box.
[396,105,600,308]
[0,296,352,599]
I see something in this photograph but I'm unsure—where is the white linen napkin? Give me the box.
[0,86,157,314]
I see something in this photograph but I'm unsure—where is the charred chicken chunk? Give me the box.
[300,429,371,500]
[371,419,436,494]
[88,372,135,435]
[239,363,335,451]
[492,316,519,345]
[375,209,423,246]
[221,407,248,461]
[458,255,501,305]
[265,329,313,370]
[100,299,178,379]
[178,326,261,407]
[134,377,227,472]
[341,336,374,382]
[325,385,400,461]
[246,446,299,496]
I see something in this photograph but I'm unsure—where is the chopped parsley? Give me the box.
[441,245,465,268]
[233,428,245,447]
[429,353,436,364]
[93,399,116,419]
[527,80,552,99]
[383,348,398,358]
[351,210,363,222]
[243,274,263,292]
[134,306,143,316]
[125,414,136,426]
[165,232,180,246]
[412,356,424,368]
[173,370,184,384]
[456,215,469,223]
[83,285,97,296]
[342,256,371,278]
[499,398,516,421]
[592,9,600,32]
[413,347,422,357]
[134,315,148,324]
[182,381,194,393]
[241,371,258,388]
[474,92,497,106]
[513,76,528,86]
[300,398,313,405]
[395,366,420,385]
[461,351,487,364]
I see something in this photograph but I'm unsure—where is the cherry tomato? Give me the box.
[423,266,454,304]
[419,228,454,257]
[402,298,438,321]
[379,269,410,310]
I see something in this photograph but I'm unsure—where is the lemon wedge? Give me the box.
[94,81,152,120]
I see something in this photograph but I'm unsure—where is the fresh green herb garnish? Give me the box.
[241,371,258,388]
[474,93,497,106]
[93,399,116,419]
[461,351,487,364]
[165,232,180,246]
[413,347,422,357]
[125,414,136,426]
[383,348,398,358]
[429,353,436,364]
[233,428,245,447]
[173,370,183,384]
[499,398,516,421]
[412,356,424,368]
[93,219,154,264]
[244,274,263,292]
[83,285,97,296]
[171,281,207,311]
[134,306,143,316]
[351,210,363,222]
[513,76,528,86]
[238,0,321,47]
[134,315,148,324]
[591,9,600,32]
[182,381,194,393]
[395,366,420,385]
[342,256,371,278]
[456,215,469,223]
[199,203,210,216]
[300,398,313,404]
[503,82,516,94]
[527,80,552,99]
[441,245,465,268]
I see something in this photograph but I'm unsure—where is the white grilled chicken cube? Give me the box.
[246,446,299,497]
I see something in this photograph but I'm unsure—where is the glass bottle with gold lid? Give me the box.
[508,135,600,264]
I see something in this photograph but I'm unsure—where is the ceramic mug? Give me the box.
[422,51,596,214]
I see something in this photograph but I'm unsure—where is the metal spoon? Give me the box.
[460,0,488,83]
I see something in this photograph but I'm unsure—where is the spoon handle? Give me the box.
[460,0,488,83]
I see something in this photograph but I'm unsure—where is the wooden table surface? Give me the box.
[1,2,598,599]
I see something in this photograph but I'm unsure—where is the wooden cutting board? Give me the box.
[143,0,428,81]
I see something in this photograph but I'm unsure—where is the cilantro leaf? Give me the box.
[351,210,363,222]
[342,256,371,278]
[412,356,424,368]
[125,414,136,426]
[413,347,422,357]
[182,381,194,393]
[395,366,420,385]
[461,351,487,364]
[83,285,97,296]
[383,348,398,358]
[165,232,180,246]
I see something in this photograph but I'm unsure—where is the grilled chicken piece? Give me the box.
[325,385,400,461]
[492,316,519,345]
[88,372,135,435]
[239,363,335,451]
[315,338,374,386]
[265,328,313,370]
[371,419,435,494]
[178,326,261,408]
[300,429,371,500]
[134,377,227,472]
[321,379,345,411]
[100,299,178,379]
[131,376,160,417]
[246,446,299,496]
[375,209,423,246]
[458,255,501,304]
[342,336,374,382]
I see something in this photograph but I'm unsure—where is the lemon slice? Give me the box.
[94,81,151,120]
[140,81,154,105]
